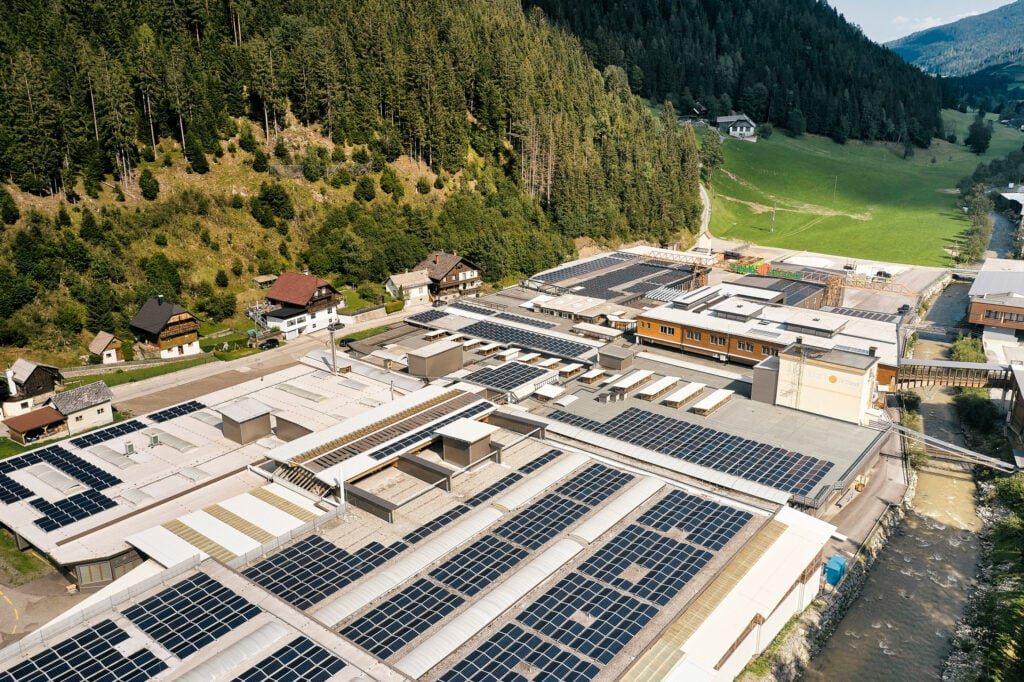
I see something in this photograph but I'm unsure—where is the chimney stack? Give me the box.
[157,294,164,305]
[434,254,439,265]
[869,346,877,356]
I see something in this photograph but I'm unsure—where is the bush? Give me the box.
[139,169,160,200]
[154,233,168,246]
[434,175,445,190]
[385,299,405,313]
[951,336,987,363]
[185,132,209,174]
[0,186,20,224]
[215,269,229,287]
[273,137,290,162]
[954,389,1001,433]
[141,146,155,162]
[354,176,376,202]
[231,258,244,277]
[899,390,922,412]
[416,177,431,194]
[239,124,257,153]
[252,149,269,173]
[230,194,244,209]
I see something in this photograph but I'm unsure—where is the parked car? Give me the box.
[258,338,280,350]
[898,304,911,315]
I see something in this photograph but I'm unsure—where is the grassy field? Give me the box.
[94,356,218,388]
[707,111,1023,265]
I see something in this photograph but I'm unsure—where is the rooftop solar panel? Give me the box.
[494,311,556,329]
[70,420,145,449]
[440,623,600,681]
[121,573,260,659]
[462,362,549,392]
[31,489,117,531]
[340,578,465,659]
[429,535,528,596]
[233,636,347,682]
[148,400,207,424]
[407,309,449,325]
[493,493,589,550]
[533,256,629,284]
[460,320,592,359]
[548,407,833,496]
[0,619,167,682]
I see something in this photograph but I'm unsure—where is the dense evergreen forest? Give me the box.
[0,0,702,355]
[525,0,945,146]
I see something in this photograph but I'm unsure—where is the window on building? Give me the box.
[984,309,1000,319]
[762,345,778,356]
[659,325,675,335]
[737,341,754,352]
[96,407,105,414]
[75,415,83,422]
[20,401,29,409]
[710,335,726,346]
[685,329,702,341]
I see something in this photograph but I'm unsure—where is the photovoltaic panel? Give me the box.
[407,309,449,325]
[449,301,496,317]
[548,407,833,496]
[577,524,712,605]
[121,573,260,659]
[492,493,589,550]
[148,400,207,424]
[638,490,753,551]
[31,489,117,531]
[554,463,634,506]
[462,362,548,392]
[243,536,405,610]
[533,256,631,284]
[340,578,465,658]
[70,420,145,449]
[460,320,592,359]
[440,623,600,682]
[0,619,167,682]
[233,636,347,682]
[0,474,33,504]
[461,473,522,509]
[403,504,473,543]
[494,311,556,329]
[518,448,563,474]
[40,446,121,490]
[516,573,658,664]
[429,536,529,596]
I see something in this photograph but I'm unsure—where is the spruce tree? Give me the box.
[185,132,209,174]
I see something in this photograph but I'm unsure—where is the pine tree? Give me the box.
[185,131,209,173]
[139,169,160,200]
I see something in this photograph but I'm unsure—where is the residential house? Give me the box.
[2,359,63,418]
[415,251,481,301]
[2,407,66,444]
[260,271,340,339]
[716,113,757,139]
[130,296,202,359]
[88,331,124,365]
[385,270,432,306]
[967,258,1024,331]
[48,381,114,436]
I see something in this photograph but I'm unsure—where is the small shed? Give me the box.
[825,555,847,586]
[3,407,66,444]
[406,339,464,379]
[88,332,123,365]
[218,398,273,445]
[598,344,635,371]
[434,418,499,467]
[252,274,279,289]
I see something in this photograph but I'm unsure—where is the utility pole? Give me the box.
[770,202,776,233]
[833,175,838,204]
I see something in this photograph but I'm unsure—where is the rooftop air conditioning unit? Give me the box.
[149,434,160,447]
[124,441,135,455]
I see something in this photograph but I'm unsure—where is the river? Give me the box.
[802,464,981,681]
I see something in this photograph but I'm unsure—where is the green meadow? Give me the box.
[706,111,1023,265]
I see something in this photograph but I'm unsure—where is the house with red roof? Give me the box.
[258,272,340,339]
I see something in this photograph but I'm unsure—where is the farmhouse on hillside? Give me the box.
[47,381,114,436]
[716,113,757,139]
[415,251,481,301]
[130,296,201,359]
[385,270,432,307]
[88,331,124,365]
[257,271,340,339]
[2,359,64,418]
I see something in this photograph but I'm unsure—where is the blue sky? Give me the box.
[828,0,1015,43]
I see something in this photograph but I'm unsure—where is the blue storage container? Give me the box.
[825,554,847,586]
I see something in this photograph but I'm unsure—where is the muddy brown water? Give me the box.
[802,464,980,681]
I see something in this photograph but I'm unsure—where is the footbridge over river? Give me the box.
[896,359,1012,390]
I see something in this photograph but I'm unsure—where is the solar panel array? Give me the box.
[122,573,260,659]
[533,256,631,283]
[70,419,145,448]
[148,400,206,423]
[234,636,347,682]
[244,536,406,610]
[461,320,592,359]
[571,262,673,300]
[367,401,493,461]
[441,623,600,681]
[442,484,753,679]
[462,362,549,392]
[494,311,556,329]
[0,619,167,682]
[341,462,633,662]
[548,407,833,496]
[407,309,450,325]
[403,504,473,543]
[0,475,32,504]
[341,578,466,658]
[430,536,529,596]
[827,306,899,323]
[518,448,563,474]
[449,301,496,317]
[31,489,117,531]
[637,489,753,551]
[39,446,121,490]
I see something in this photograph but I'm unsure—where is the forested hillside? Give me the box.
[888,1,1024,77]
[525,0,944,146]
[0,0,701,358]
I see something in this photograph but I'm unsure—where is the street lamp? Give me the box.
[328,322,345,375]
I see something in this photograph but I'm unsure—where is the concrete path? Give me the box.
[986,211,1016,260]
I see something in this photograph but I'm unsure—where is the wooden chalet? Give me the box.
[130,296,201,359]
[415,251,481,301]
